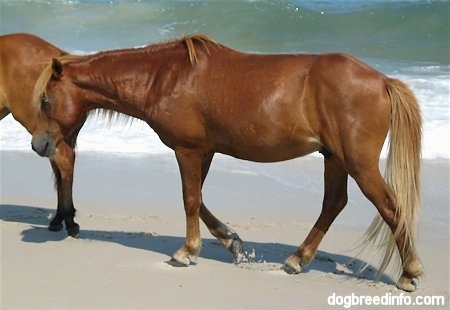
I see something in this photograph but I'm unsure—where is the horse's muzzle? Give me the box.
[31,133,57,157]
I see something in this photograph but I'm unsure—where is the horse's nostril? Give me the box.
[43,141,49,155]
[31,140,40,154]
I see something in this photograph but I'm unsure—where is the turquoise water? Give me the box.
[1,0,448,64]
[1,0,449,159]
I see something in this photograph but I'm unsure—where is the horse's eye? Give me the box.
[41,96,51,110]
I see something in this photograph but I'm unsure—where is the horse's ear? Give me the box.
[51,58,63,79]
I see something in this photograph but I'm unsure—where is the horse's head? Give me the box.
[31,57,87,157]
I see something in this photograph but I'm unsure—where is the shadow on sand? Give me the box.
[1,203,394,285]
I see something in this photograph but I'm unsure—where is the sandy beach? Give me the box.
[1,1,448,308]
[1,150,449,309]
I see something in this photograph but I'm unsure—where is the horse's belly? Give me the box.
[218,138,321,163]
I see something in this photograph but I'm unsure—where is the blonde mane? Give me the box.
[32,54,85,108]
[32,34,218,109]
[183,34,218,64]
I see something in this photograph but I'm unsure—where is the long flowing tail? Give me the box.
[361,78,422,277]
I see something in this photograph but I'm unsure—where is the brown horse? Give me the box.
[0,33,81,236]
[31,35,422,291]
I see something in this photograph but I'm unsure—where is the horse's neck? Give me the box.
[74,50,176,120]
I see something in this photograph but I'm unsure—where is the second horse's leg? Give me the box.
[48,142,79,237]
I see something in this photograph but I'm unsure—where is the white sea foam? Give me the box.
[400,71,450,160]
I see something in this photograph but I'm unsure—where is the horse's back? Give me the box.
[198,49,391,162]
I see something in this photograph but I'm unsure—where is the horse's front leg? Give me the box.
[48,141,79,237]
[170,148,204,266]
[200,203,244,263]
[199,154,244,263]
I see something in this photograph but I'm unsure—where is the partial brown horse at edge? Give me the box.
[0,33,81,236]
[31,35,422,292]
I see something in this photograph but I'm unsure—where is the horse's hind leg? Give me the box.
[48,141,79,237]
[349,162,422,291]
[283,156,348,273]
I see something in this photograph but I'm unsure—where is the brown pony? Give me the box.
[31,35,422,292]
[0,33,81,236]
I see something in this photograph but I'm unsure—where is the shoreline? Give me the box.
[1,150,449,309]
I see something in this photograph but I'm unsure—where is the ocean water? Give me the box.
[0,0,449,160]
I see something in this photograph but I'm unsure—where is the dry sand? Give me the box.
[1,150,449,309]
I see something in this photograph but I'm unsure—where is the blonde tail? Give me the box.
[361,78,422,277]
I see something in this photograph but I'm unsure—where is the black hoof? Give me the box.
[66,224,80,238]
[229,235,244,264]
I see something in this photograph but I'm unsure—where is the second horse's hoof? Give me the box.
[66,224,80,238]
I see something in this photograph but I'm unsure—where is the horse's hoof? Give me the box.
[282,263,301,274]
[282,255,302,274]
[229,236,244,264]
[66,224,80,238]
[48,222,63,232]
[167,257,190,267]
[396,276,417,292]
